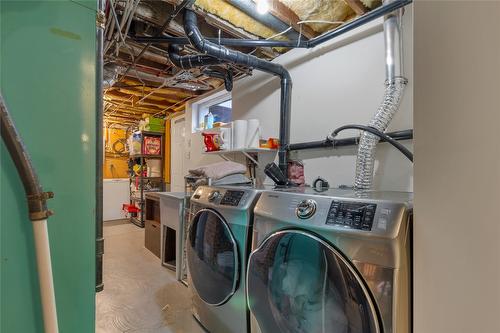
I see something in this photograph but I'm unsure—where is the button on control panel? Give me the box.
[208,190,220,202]
[326,200,377,230]
[220,190,245,206]
[296,199,317,219]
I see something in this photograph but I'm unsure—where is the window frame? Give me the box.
[191,90,232,133]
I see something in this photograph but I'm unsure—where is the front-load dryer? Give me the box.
[187,185,268,333]
[247,188,412,333]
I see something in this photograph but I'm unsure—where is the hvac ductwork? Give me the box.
[353,2,408,190]
[168,44,224,69]
[183,9,292,176]
[168,45,234,91]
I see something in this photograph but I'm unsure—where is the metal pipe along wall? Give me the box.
[353,0,408,190]
[96,0,105,292]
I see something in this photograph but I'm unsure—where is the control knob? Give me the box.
[296,199,317,219]
[208,190,221,202]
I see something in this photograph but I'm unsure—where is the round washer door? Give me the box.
[247,230,381,333]
[187,209,239,306]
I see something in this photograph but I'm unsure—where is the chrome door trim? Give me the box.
[246,229,382,333]
[188,208,240,306]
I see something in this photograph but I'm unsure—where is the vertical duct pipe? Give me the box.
[95,0,105,292]
[354,0,408,190]
[183,9,292,176]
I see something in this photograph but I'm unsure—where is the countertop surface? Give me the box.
[156,192,186,200]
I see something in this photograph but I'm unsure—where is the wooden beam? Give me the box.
[268,0,317,39]
[105,99,164,112]
[106,91,174,107]
[113,88,182,103]
[344,0,368,15]
[105,103,163,113]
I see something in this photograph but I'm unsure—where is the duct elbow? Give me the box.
[184,10,205,50]
[168,45,183,68]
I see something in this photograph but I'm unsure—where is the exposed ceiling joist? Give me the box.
[344,0,369,15]
[104,0,386,126]
[267,0,317,39]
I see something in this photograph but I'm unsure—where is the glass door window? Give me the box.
[187,209,239,305]
[247,230,380,333]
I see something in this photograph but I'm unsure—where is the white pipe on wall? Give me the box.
[32,219,59,333]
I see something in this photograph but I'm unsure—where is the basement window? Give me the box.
[192,91,232,132]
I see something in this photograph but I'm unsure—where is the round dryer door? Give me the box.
[247,230,381,333]
[187,209,239,306]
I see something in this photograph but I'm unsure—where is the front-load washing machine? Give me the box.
[247,188,412,333]
[187,185,269,333]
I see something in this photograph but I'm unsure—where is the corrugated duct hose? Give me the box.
[354,1,408,190]
[0,93,59,332]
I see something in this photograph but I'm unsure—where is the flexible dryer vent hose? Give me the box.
[354,77,407,189]
[354,1,408,190]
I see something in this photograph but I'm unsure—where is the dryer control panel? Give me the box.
[326,200,377,230]
[220,190,245,206]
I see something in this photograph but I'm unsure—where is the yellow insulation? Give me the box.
[361,0,382,9]
[279,0,354,33]
[195,0,282,39]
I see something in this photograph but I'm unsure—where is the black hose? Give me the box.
[168,45,233,91]
[183,9,292,177]
[0,93,53,221]
[134,36,309,48]
[331,124,413,162]
[168,44,225,69]
[203,68,234,91]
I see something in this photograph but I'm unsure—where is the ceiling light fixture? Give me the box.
[256,0,269,15]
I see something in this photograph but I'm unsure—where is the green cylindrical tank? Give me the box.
[1,1,97,332]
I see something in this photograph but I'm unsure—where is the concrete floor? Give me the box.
[96,220,204,333]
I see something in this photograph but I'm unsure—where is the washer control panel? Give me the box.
[220,190,245,206]
[296,199,317,219]
[326,200,377,230]
[208,190,221,202]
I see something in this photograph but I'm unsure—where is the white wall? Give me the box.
[182,8,413,191]
[414,2,500,332]
[233,9,413,191]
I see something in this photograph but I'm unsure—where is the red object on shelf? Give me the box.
[122,204,140,213]
[142,136,161,155]
[202,132,221,152]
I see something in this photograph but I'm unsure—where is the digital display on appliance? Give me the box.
[220,190,245,206]
[326,200,377,230]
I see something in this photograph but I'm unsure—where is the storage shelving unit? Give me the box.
[129,131,164,228]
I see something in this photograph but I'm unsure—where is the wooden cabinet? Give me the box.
[144,193,161,258]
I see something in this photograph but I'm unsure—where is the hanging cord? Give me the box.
[329,124,414,162]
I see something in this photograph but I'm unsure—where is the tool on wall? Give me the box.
[0,93,59,333]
